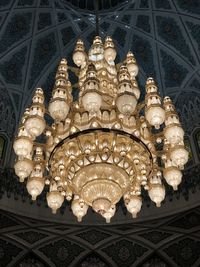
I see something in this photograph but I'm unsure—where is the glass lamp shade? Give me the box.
[92,198,111,214]
[116,94,137,115]
[14,158,33,182]
[125,196,142,218]
[82,92,102,113]
[164,125,184,145]
[148,184,165,207]
[104,47,117,63]
[71,198,88,222]
[73,51,86,67]
[26,177,44,201]
[102,205,116,223]
[127,63,139,78]
[25,117,45,138]
[89,42,104,62]
[145,106,165,129]
[47,191,64,214]
[163,166,182,190]
[13,137,33,157]
[170,146,189,169]
[48,99,69,122]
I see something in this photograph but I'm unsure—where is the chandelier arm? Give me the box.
[68,66,80,75]
[135,102,145,112]
[48,128,154,165]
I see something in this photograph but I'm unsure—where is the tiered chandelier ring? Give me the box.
[13,36,188,223]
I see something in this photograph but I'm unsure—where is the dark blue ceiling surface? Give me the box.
[0,0,200,227]
[61,0,128,11]
[0,0,200,138]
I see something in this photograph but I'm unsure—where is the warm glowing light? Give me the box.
[13,36,188,223]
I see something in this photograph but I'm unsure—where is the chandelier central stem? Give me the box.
[95,0,100,36]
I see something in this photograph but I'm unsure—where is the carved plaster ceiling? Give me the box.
[0,0,200,135]
[0,0,200,223]
[61,0,127,10]
[0,206,200,266]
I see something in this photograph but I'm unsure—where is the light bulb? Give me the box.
[116,94,137,115]
[26,177,44,200]
[102,205,116,223]
[148,184,165,207]
[71,198,88,222]
[92,198,111,214]
[104,47,116,63]
[146,106,165,129]
[25,117,45,137]
[82,92,102,114]
[170,146,188,169]
[164,125,184,145]
[13,137,33,157]
[127,64,139,78]
[14,158,33,182]
[48,100,69,121]
[163,166,182,190]
[125,196,142,218]
[73,51,86,67]
[47,191,64,214]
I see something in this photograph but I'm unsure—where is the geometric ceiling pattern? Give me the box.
[0,0,200,225]
[0,205,200,266]
[0,0,200,141]
[0,4,200,266]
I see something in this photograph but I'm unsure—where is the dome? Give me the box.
[61,0,128,11]
[0,0,199,225]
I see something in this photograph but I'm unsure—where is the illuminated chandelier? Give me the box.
[13,34,189,223]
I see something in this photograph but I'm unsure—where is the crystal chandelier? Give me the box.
[13,36,188,223]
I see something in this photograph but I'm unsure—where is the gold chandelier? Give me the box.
[13,36,188,223]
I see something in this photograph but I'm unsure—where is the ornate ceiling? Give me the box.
[1,205,200,266]
[62,0,127,10]
[0,0,200,225]
[0,0,200,138]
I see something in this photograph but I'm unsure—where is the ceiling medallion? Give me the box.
[13,36,188,223]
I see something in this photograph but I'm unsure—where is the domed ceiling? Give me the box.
[62,0,127,10]
[0,0,200,223]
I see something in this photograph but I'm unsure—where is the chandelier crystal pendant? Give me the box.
[13,36,188,223]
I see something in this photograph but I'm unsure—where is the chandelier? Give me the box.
[13,36,188,223]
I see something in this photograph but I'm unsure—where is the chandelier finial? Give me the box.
[126,51,139,78]
[73,39,86,67]
[145,77,165,129]
[116,65,138,115]
[104,36,116,63]
[48,59,72,122]
[81,63,102,114]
